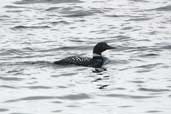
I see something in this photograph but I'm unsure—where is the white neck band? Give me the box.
[93,53,101,57]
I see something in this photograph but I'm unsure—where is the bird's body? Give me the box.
[54,42,114,68]
[54,56,104,68]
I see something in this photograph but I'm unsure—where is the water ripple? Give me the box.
[139,88,170,92]
[0,108,9,112]
[135,63,163,69]
[22,86,52,89]
[57,93,91,100]
[5,96,56,103]
[0,85,17,89]
[146,110,162,113]
[153,5,171,11]
[61,9,103,17]
[139,53,159,58]
[11,25,50,30]
[103,94,158,99]
[0,76,24,81]
[5,93,91,103]
[0,0,171,113]
[14,0,83,4]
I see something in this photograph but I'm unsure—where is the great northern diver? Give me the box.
[54,42,115,68]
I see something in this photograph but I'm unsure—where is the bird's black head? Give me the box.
[93,42,115,55]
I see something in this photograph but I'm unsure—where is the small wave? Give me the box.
[50,21,70,25]
[139,53,159,57]
[135,63,163,69]
[130,0,147,2]
[125,46,162,52]
[6,10,23,13]
[51,72,77,77]
[63,10,94,17]
[136,69,151,73]
[0,108,9,112]
[146,110,162,113]
[111,60,129,65]
[153,5,171,11]
[0,49,23,56]
[0,85,51,89]
[22,61,53,65]
[0,85,17,89]
[118,105,133,108]
[135,63,164,73]
[10,113,30,114]
[115,88,126,90]
[11,25,50,30]
[46,7,60,11]
[139,88,170,92]
[5,96,56,102]
[161,45,171,50]
[103,93,158,99]
[56,46,91,50]
[51,101,62,104]
[22,86,52,89]
[52,110,62,113]
[98,85,108,89]
[4,5,27,9]
[0,46,89,58]
[0,61,54,68]
[0,76,24,81]
[57,93,91,100]
[59,7,103,17]
[105,14,123,17]
[14,0,83,4]
[129,80,144,84]
[128,17,152,21]
[114,35,131,42]
[0,48,33,56]
[5,93,90,103]
[122,26,133,30]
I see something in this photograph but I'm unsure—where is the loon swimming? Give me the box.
[54,42,115,68]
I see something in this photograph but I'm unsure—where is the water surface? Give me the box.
[0,0,171,114]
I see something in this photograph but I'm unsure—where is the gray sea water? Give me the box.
[0,0,171,114]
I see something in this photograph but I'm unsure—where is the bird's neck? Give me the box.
[93,53,102,59]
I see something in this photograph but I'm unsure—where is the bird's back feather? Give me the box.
[54,56,103,68]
